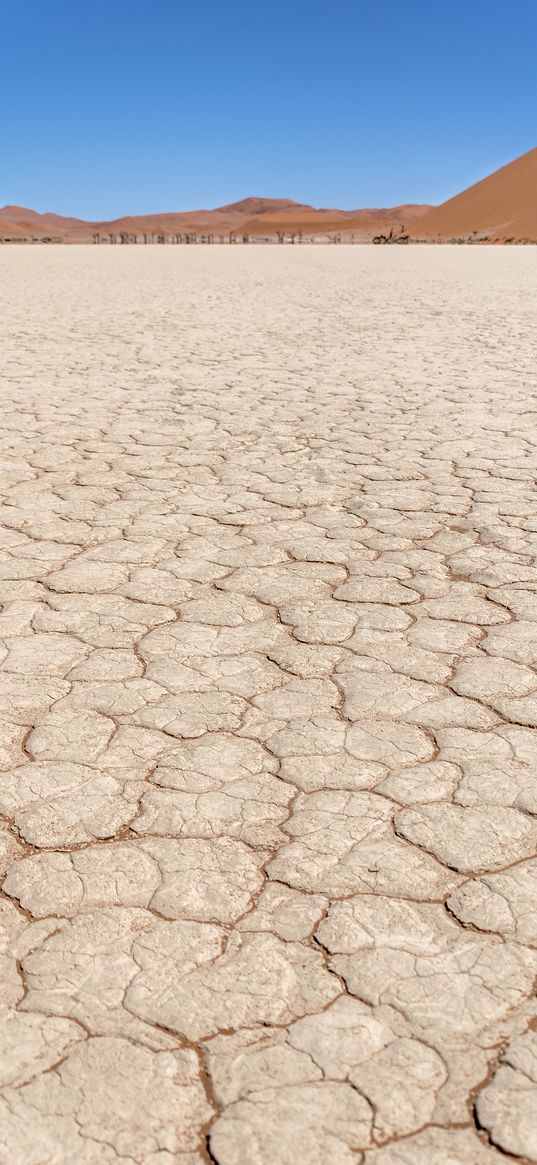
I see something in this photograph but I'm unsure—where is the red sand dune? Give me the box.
[85,199,308,237]
[237,204,431,238]
[0,206,85,237]
[0,218,30,238]
[411,147,537,242]
[0,198,431,242]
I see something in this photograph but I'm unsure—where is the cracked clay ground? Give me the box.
[0,244,536,1165]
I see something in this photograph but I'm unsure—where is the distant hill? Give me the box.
[239,203,431,238]
[0,197,431,242]
[410,147,537,242]
[0,206,85,236]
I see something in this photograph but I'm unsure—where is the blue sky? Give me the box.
[1,0,536,218]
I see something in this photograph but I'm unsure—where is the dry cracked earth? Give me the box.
[0,244,536,1165]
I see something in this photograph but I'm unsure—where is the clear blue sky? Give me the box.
[1,0,536,218]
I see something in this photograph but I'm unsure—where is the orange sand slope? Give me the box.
[0,206,86,238]
[0,218,29,238]
[411,147,537,242]
[238,204,430,238]
[0,198,431,242]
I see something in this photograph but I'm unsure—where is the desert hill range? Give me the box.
[2,146,536,243]
[0,198,431,243]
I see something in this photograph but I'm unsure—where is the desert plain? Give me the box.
[0,244,536,1164]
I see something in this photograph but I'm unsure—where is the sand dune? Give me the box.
[0,206,86,236]
[0,218,30,238]
[0,198,318,241]
[0,197,431,242]
[85,198,306,237]
[411,147,537,242]
[238,203,431,238]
